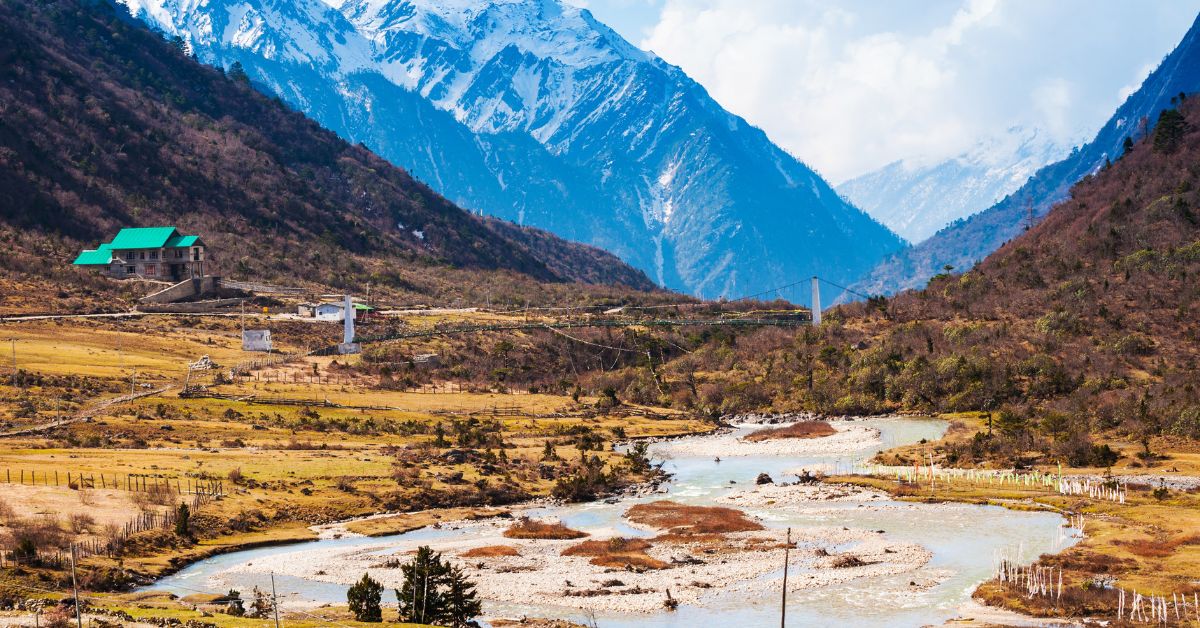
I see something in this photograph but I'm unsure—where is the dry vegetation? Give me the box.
[0,312,704,602]
[460,544,520,558]
[625,501,763,537]
[502,517,589,540]
[838,412,1200,623]
[743,421,836,442]
[561,537,668,570]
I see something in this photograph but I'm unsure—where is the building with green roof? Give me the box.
[73,227,206,280]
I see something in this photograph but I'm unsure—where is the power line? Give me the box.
[731,275,875,305]
[815,277,873,301]
[542,325,640,353]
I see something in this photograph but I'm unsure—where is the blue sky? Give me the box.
[569,0,1200,182]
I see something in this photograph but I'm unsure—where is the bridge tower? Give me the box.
[811,277,822,326]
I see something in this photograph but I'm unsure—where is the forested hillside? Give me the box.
[573,97,1200,466]
[0,0,657,312]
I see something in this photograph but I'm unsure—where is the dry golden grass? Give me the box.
[625,501,763,536]
[502,516,589,540]
[1115,532,1200,559]
[461,544,520,558]
[561,537,668,570]
[743,421,836,442]
[841,413,1200,621]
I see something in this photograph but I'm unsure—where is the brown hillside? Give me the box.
[0,0,657,312]
[579,96,1200,467]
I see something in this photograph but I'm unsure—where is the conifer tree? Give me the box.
[347,573,383,622]
[443,564,483,628]
[228,61,250,85]
[397,546,449,623]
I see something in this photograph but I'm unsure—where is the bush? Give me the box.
[173,503,190,537]
[1110,333,1155,356]
[68,513,95,534]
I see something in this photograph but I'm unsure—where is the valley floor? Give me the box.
[1,315,1198,626]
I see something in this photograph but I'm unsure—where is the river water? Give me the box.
[150,418,1073,627]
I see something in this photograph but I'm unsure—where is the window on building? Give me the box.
[139,251,145,260]
[126,266,136,274]
[175,249,183,259]
[192,248,200,261]
[144,264,156,276]
[150,251,158,260]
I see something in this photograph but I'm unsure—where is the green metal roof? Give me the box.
[164,234,201,248]
[108,226,179,250]
[75,227,204,266]
[72,243,114,265]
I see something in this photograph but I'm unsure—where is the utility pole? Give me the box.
[781,527,791,627]
[270,572,281,628]
[69,544,82,628]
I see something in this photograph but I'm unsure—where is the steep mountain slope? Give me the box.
[116,0,904,302]
[0,0,657,307]
[837,127,1072,243]
[855,12,1200,295]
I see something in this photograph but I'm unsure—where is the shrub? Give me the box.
[744,421,836,442]
[1110,333,1155,357]
[502,517,588,540]
[68,513,95,534]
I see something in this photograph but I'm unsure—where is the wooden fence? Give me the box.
[2,468,223,499]
[0,485,219,568]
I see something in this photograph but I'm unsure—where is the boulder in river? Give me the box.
[755,472,774,485]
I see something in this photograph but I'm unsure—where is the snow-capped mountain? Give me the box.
[837,127,1074,243]
[116,0,904,301]
[853,11,1200,296]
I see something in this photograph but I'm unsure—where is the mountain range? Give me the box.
[837,126,1074,244]
[115,0,904,302]
[854,12,1200,295]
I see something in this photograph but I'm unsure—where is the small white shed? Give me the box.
[314,302,345,321]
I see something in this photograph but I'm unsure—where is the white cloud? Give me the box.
[638,0,1200,183]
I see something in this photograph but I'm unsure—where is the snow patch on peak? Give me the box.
[838,125,1078,243]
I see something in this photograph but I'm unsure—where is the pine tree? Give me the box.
[1153,108,1186,154]
[347,573,383,622]
[397,546,449,623]
[443,564,482,628]
[1122,135,1134,155]
[228,61,250,85]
